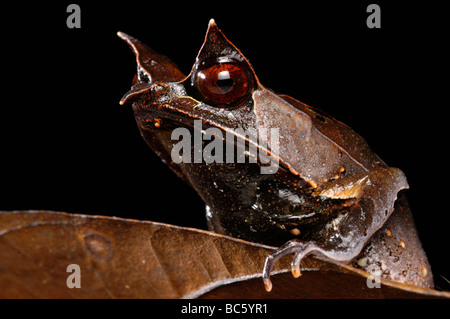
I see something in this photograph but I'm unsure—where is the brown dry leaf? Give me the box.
[0,211,448,299]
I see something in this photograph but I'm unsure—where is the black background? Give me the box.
[1,1,448,291]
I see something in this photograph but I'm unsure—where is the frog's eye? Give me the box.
[194,61,254,107]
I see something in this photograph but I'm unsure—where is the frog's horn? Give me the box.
[118,32,185,83]
[190,19,260,87]
[118,32,186,104]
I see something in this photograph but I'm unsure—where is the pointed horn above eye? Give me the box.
[197,19,244,63]
[117,31,185,84]
[191,19,261,87]
[208,18,217,27]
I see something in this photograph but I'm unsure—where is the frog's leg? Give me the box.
[262,167,409,292]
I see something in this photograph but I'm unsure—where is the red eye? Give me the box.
[195,62,253,107]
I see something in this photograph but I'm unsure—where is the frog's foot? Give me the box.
[262,239,358,292]
[263,240,317,292]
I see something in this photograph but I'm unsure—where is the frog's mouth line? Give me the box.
[137,113,284,176]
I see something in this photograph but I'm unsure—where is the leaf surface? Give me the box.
[0,211,448,298]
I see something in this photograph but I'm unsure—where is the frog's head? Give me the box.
[119,19,283,181]
[119,19,380,190]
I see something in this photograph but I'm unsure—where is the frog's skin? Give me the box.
[119,20,433,291]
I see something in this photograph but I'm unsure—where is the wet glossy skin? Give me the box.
[119,20,433,291]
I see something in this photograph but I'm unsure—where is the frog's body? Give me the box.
[119,20,433,290]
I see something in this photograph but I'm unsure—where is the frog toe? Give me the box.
[291,253,303,278]
[262,239,312,292]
